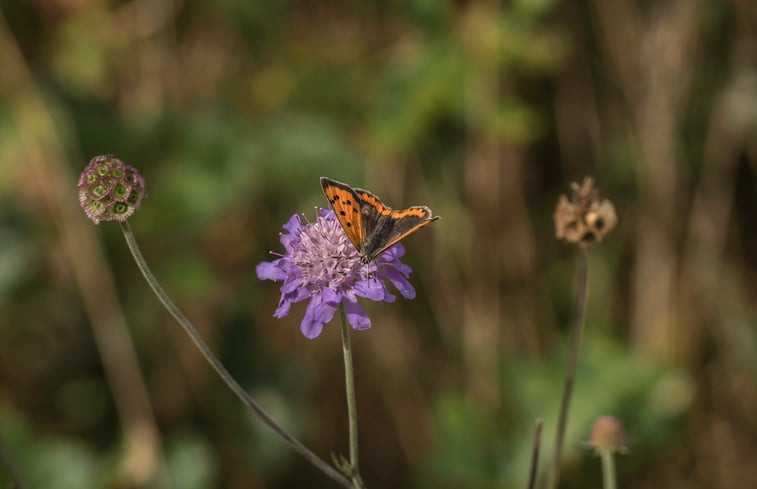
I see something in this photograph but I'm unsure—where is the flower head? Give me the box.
[257,209,416,338]
[78,155,147,224]
[589,415,626,455]
[554,177,616,247]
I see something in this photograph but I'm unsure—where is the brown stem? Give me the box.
[547,248,589,489]
[526,418,544,489]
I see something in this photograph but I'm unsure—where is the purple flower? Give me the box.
[257,209,416,339]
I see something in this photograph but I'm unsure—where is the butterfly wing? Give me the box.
[355,187,439,261]
[320,177,365,251]
[373,206,439,259]
[353,188,391,238]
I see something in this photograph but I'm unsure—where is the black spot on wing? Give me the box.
[320,177,366,250]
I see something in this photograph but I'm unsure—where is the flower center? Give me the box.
[290,215,365,290]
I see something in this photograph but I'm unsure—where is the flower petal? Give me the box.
[281,277,303,294]
[274,296,292,318]
[343,297,371,330]
[314,288,341,323]
[353,277,388,301]
[256,260,286,281]
[286,286,312,304]
[300,297,324,338]
[378,250,412,278]
[380,243,405,261]
[283,214,302,233]
[300,289,341,338]
[274,286,311,318]
[383,266,416,299]
[391,260,412,277]
[280,234,296,252]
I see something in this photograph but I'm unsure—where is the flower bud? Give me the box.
[78,155,146,224]
[589,415,626,455]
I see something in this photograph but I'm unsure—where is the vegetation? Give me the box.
[0,0,756,488]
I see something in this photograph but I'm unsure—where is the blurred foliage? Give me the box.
[422,336,693,488]
[1,0,757,488]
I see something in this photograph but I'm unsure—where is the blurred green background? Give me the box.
[1,0,756,488]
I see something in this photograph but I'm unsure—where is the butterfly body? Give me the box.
[320,177,439,263]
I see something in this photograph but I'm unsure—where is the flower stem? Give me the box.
[119,222,351,489]
[338,304,367,489]
[548,247,589,489]
[526,418,543,489]
[600,452,617,489]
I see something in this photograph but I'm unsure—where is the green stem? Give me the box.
[338,304,367,489]
[548,247,589,489]
[120,222,351,489]
[600,452,617,489]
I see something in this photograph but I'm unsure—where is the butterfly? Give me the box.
[321,177,439,264]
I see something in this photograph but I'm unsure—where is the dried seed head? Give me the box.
[554,177,616,247]
[78,155,147,224]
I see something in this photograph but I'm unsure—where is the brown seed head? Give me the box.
[554,177,616,247]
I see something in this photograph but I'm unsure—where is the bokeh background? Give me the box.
[1,0,756,488]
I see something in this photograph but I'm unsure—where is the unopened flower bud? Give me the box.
[589,415,626,455]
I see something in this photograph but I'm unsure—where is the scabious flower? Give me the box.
[257,209,416,339]
[78,154,147,224]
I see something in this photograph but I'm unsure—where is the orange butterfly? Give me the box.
[321,177,439,263]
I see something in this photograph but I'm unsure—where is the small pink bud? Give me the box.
[589,415,626,455]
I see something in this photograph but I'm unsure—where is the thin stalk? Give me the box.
[526,418,543,489]
[600,452,617,489]
[547,247,589,489]
[120,221,351,489]
[338,305,367,489]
